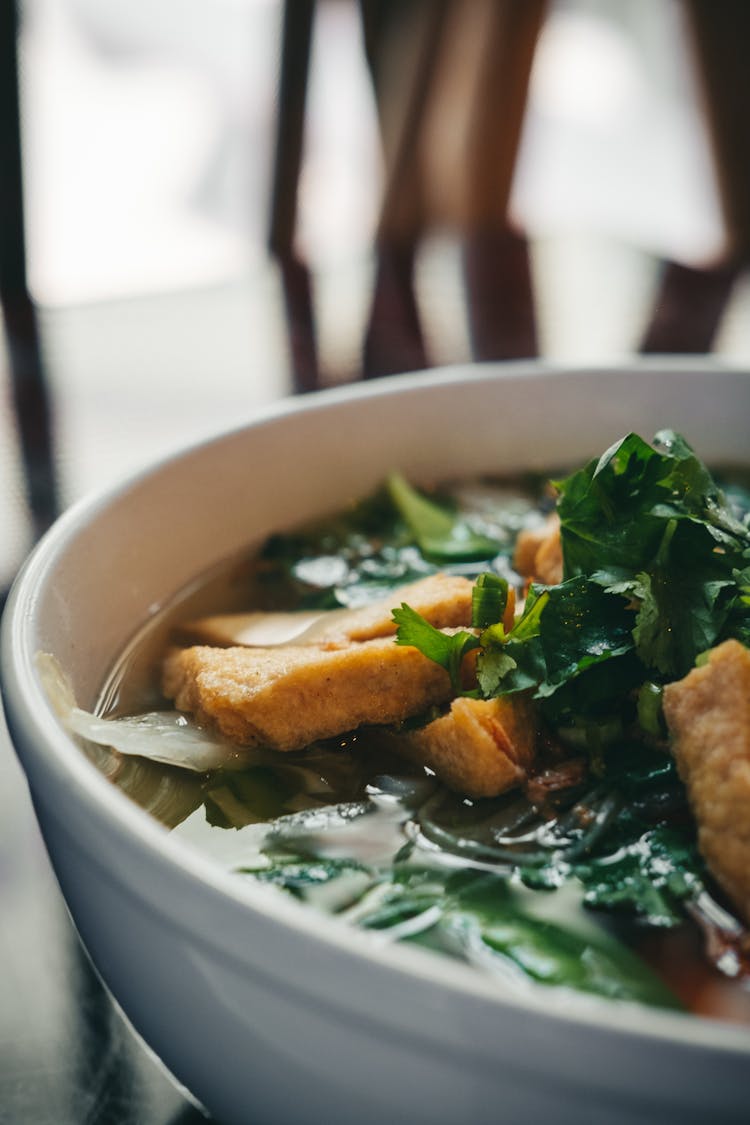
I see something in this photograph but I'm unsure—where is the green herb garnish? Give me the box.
[477,431,750,732]
[392,602,479,694]
[471,572,509,628]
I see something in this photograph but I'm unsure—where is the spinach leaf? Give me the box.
[442,870,678,1007]
[257,486,434,610]
[573,826,704,927]
[387,472,501,562]
[242,846,681,1009]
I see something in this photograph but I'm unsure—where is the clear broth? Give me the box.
[92,473,750,1024]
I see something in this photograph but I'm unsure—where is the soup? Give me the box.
[58,430,750,1022]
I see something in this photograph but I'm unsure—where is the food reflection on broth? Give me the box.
[66,431,750,1022]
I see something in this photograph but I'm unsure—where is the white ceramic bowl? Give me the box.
[3,360,750,1125]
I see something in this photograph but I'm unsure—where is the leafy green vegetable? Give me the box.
[156,441,749,1011]
[446,871,677,1005]
[476,587,548,697]
[723,564,750,649]
[255,474,534,611]
[392,602,479,693]
[555,430,750,678]
[204,767,297,827]
[242,839,681,1009]
[478,577,640,734]
[256,485,434,610]
[413,747,703,918]
[555,430,744,573]
[573,826,704,927]
[476,431,750,736]
[534,763,704,929]
[240,855,371,895]
[387,472,500,561]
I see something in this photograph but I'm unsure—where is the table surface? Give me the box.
[0,706,213,1125]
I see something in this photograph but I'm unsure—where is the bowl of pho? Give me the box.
[2,359,750,1125]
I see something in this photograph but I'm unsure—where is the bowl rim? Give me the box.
[4,357,750,1058]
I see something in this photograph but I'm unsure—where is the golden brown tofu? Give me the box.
[178,573,476,648]
[662,639,750,923]
[513,513,563,586]
[317,573,476,644]
[163,636,454,752]
[385,695,537,798]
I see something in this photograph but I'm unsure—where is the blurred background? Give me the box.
[3,0,750,592]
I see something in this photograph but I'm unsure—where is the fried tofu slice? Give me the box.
[177,573,476,648]
[316,573,477,644]
[662,639,750,923]
[163,636,455,752]
[513,513,563,586]
[384,695,537,798]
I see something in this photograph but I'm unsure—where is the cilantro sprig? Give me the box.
[390,432,749,751]
[392,572,510,693]
[392,603,479,694]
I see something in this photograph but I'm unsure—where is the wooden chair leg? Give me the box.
[462,225,537,360]
[363,239,429,378]
[364,0,543,370]
[683,0,750,265]
[267,0,319,393]
[361,1,449,379]
[458,0,545,360]
[641,259,740,354]
[642,1,750,354]
[1,0,58,550]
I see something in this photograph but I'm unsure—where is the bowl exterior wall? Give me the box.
[31,784,750,1125]
[4,362,750,1123]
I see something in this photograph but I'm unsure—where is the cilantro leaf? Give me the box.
[392,603,480,693]
[631,564,734,678]
[478,577,638,728]
[556,430,748,579]
[477,586,547,697]
[546,430,750,687]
